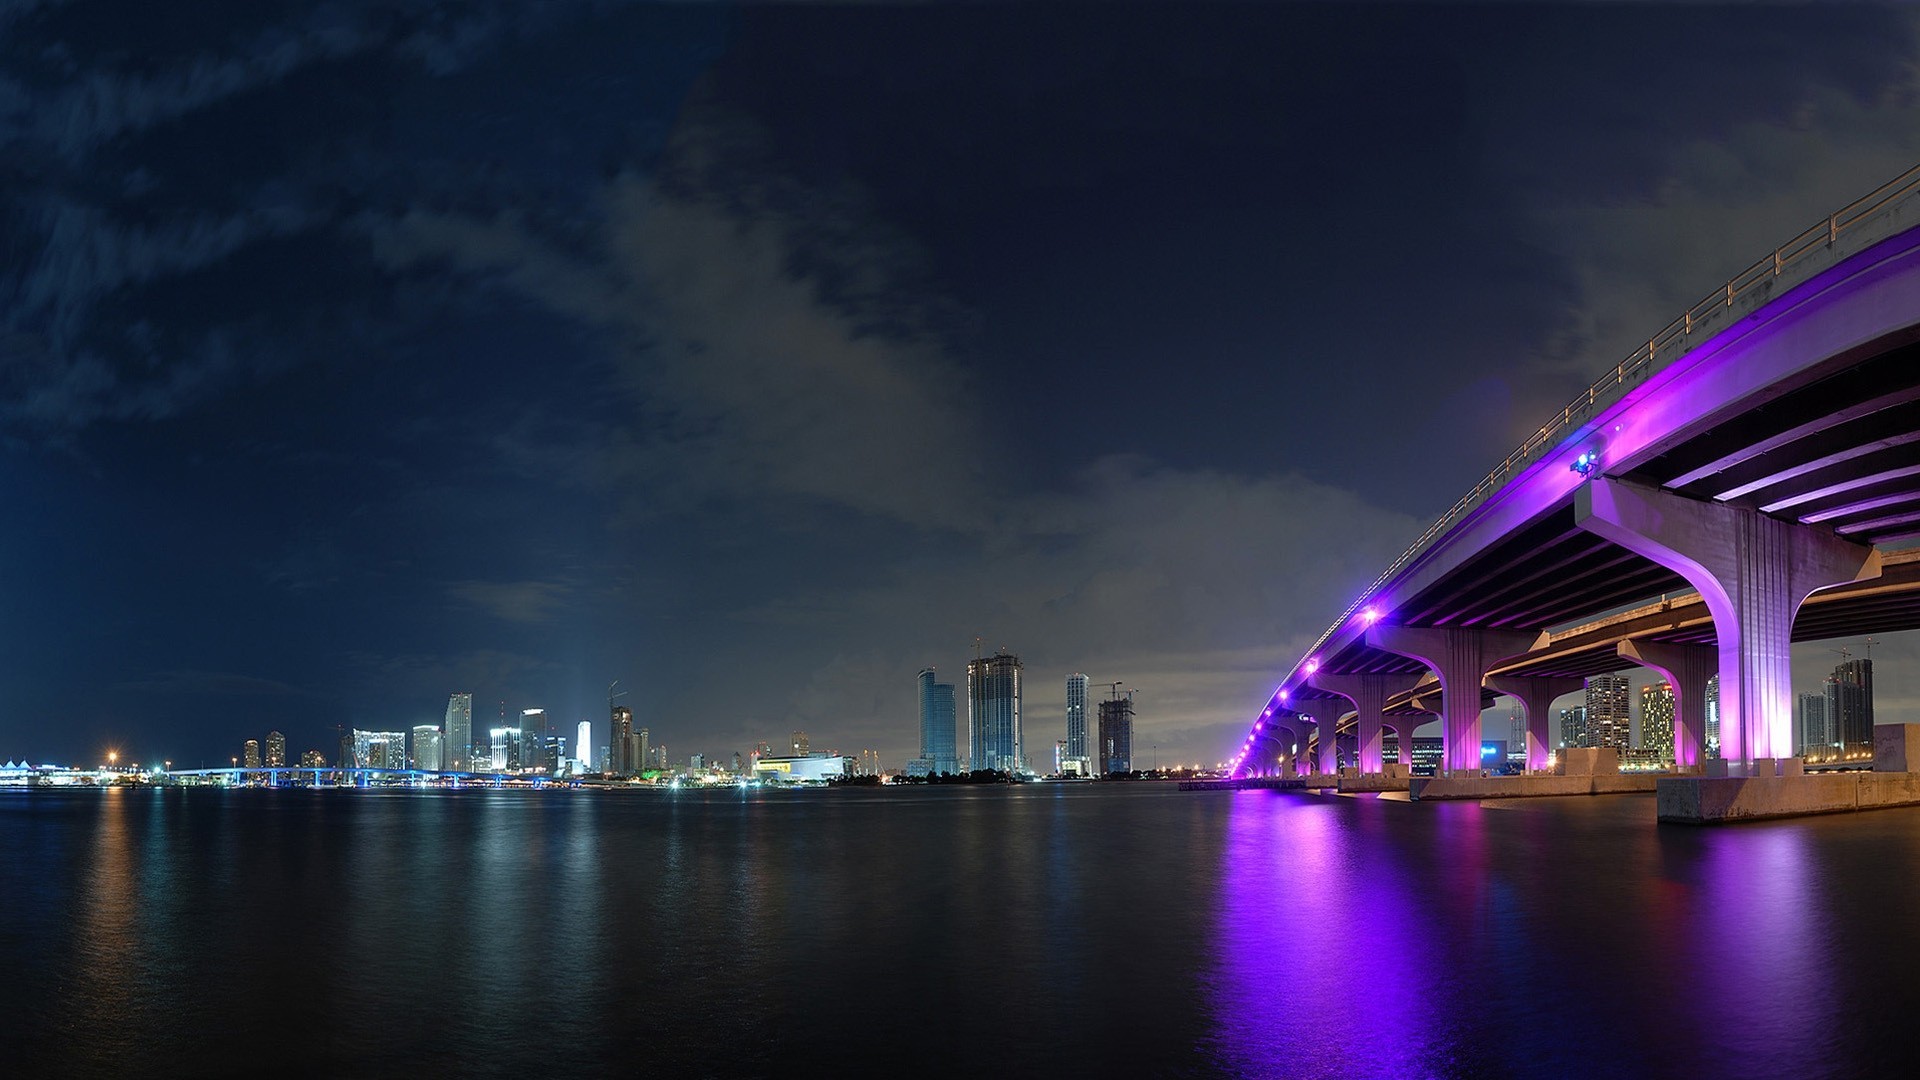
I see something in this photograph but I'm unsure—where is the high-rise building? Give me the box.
[1560,706,1588,749]
[577,719,592,773]
[411,725,444,771]
[352,729,409,770]
[968,649,1023,773]
[1705,675,1721,757]
[243,739,262,769]
[489,727,522,772]
[1065,673,1091,775]
[445,693,474,772]
[917,669,961,776]
[1097,694,1134,774]
[1798,692,1831,755]
[264,731,287,768]
[637,728,651,774]
[1585,675,1631,752]
[299,749,326,768]
[521,710,550,772]
[792,731,811,757]
[1640,683,1674,763]
[610,705,634,775]
[545,734,568,773]
[471,729,491,772]
[1827,657,1874,752]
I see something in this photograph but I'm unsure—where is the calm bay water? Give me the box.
[5,783,1920,1077]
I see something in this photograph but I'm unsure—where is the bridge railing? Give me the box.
[1298,162,1920,666]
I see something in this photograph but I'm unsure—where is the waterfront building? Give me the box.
[1054,739,1067,774]
[577,719,592,773]
[1798,693,1831,756]
[792,731,810,756]
[968,649,1023,773]
[243,740,261,769]
[917,669,961,776]
[445,692,474,772]
[1410,737,1445,776]
[1560,706,1588,749]
[488,727,522,772]
[1586,675,1631,752]
[299,749,326,768]
[1640,683,1674,763]
[412,725,444,771]
[521,710,550,772]
[1097,694,1134,774]
[351,729,408,770]
[1065,673,1091,776]
[752,754,848,783]
[264,731,286,768]
[1827,657,1874,753]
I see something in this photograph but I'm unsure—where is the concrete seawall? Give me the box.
[1658,772,1920,822]
[1410,774,1661,800]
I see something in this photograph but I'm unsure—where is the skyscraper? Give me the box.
[1797,693,1830,755]
[264,730,286,768]
[521,709,550,772]
[1585,675,1631,752]
[967,649,1023,773]
[1065,673,1090,775]
[1827,656,1874,753]
[1097,693,1134,774]
[352,729,408,770]
[917,668,960,776]
[412,725,444,771]
[243,739,261,769]
[793,731,811,756]
[577,719,592,773]
[1560,706,1588,749]
[1640,683,1674,762]
[445,692,474,772]
[610,704,633,775]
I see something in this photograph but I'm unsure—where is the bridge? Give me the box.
[1228,163,1920,811]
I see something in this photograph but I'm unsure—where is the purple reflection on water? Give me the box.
[1206,791,1440,1077]
[1202,793,1901,1078]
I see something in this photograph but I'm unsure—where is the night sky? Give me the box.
[4,2,1919,769]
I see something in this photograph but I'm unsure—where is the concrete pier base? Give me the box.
[1337,773,1411,793]
[1657,772,1920,822]
[1409,774,1660,800]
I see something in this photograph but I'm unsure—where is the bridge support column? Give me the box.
[1313,673,1423,774]
[1618,639,1715,769]
[1485,676,1585,772]
[1385,721,1416,767]
[1276,724,1308,776]
[1576,477,1878,771]
[1295,698,1349,775]
[1368,626,1539,774]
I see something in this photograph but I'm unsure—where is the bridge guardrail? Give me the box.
[1298,162,1920,666]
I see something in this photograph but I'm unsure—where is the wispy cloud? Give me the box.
[447,579,574,625]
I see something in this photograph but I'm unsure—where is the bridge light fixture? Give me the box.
[1570,451,1599,476]
[1304,658,1319,675]
[1360,605,1380,625]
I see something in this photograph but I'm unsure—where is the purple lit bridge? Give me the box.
[1231,165,1920,783]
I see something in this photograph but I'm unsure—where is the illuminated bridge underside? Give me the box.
[1238,169,1920,777]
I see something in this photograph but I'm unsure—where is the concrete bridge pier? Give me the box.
[1576,477,1878,772]
[1617,639,1714,769]
[1384,719,1417,767]
[1295,697,1350,775]
[1369,626,1539,774]
[1314,672,1423,774]
[1485,676,1585,772]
